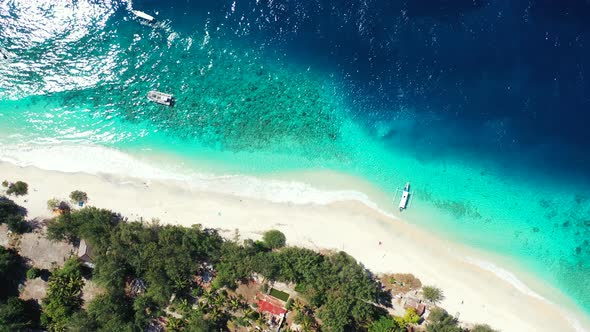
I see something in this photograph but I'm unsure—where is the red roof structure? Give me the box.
[257,293,287,316]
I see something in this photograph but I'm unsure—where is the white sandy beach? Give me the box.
[1,160,589,332]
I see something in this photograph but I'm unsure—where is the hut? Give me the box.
[404,297,426,316]
[77,239,94,268]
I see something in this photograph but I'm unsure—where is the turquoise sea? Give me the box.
[1,0,590,325]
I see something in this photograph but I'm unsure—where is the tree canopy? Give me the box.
[69,191,89,205]
[0,297,40,331]
[215,240,386,331]
[0,196,30,233]
[423,285,444,304]
[262,229,286,249]
[471,324,499,332]
[426,307,462,332]
[369,315,405,332]
[0,247,25,300]
[6,181,28,196]
[41,258,84,332]
[40,206,496,332]
[0,196,25,225]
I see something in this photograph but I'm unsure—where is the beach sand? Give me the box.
[1,161,588,332]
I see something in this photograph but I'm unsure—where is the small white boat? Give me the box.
[132,10,155,23]
[147,91,174,106]
[398,182,411,211]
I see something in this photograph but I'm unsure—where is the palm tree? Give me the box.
[194,301,207,313]
[201,289,215,304]
[228,297,241,312]
[213,293,226,309]
[172,276,189,292]
[292,299,308,314]
[165,317,184,332]
[243,308,258,322]
[177,298,191,315]
[300,315,315,332]
[208,306,223,323]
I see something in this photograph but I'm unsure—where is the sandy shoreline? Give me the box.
[1,161,589,332]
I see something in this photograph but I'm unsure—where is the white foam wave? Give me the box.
[0,143,396,218]
[464,256,548,302]
[464,256,589,332]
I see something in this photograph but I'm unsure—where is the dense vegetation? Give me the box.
[44,207,391,331]
[0,246,39,331]
[41,259,84,331]
[262,229,286,249]
[4,180,28,196]
[0,200,498,332]
[0,196,30,234]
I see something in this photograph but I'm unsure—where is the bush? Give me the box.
[471,324,498,332]
[427,308,461,332]
[27,267,40,279]
[422,285,444,304]
[41,259,84,331]
[69,191,88,205]
[47,198,59,211]
[285,298,293,310]
[369,316,404,332]
[6,215,31,234]
[0,246,26,299]
[402,308,420,325]
[262,230,286,249]
[47,199,71,214]
[6,181,28,196]
[0,297,40,330]
[1,181,7,187]
[0,197,25,225]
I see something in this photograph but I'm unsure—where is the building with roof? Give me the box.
[77,239,94,268]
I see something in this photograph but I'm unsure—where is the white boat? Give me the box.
[132,10,155,23]
[147,91,174,106]
[398,182,411,211]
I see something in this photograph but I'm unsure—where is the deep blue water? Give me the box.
[119,0,590,178]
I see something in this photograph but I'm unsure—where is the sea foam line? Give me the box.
[0,143,397,219]
[464,256,588,332]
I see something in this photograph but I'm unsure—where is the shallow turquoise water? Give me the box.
[1,0,589,320]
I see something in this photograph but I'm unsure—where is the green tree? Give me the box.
[427,308,462,332]
[423,285,444,304]
[369,315,404,332]
[471,324,498,332]
[0,297,40,331]
[6,214,30,234]
[317,294,351,332]
[402,307,421,325]
[0,247,25,300]
[262,229,286,249]
[27,267,40,279]
[47,198,60,211]
[6,181,28,196]
[69,191,88,205]
[78,290,134,332]
[41,259,84,331]
[185,310,212,332]
[0,196,25,225]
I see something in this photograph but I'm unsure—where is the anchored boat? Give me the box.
[147,91,174,106]
[394,182,413,212]
[132,10,155,23]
